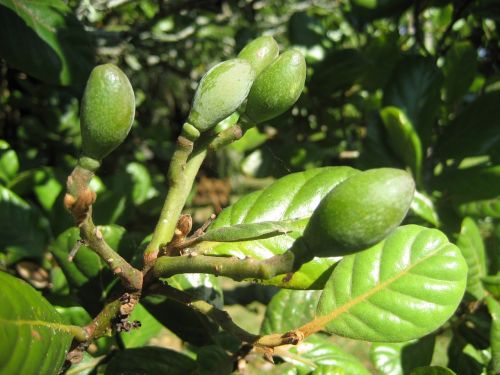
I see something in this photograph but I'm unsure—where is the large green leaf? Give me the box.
[120,303,163,348]
[316,225,467,342]
[281,334,371,375]
[457,197,500,219]
[380,106,423,184]
[50,225,137,315]
[0,185,50,264]
[486,296,500,374]
[482,274,500,298]
[261,289,321,335]
[456,217,487,299]
[142,273,223,346]
[436,92,500,160]
[383,56,442,148]
[104,347,197,375]
[0,0,94,86]
[196,167,360,289]
[370,335,435,375]
[0,272,75,375]
[442,41,477,106]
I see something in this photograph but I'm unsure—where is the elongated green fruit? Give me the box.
[238,36,279,76]
[187,59,255,132]
[303,168,415,256]
[244,49,306,124]
[80,64,135,163]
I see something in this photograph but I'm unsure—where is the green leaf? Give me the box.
[281,334,371,375]
[50,225,136,315]
[482,274,500,298]
[486,296,500,374]
[0,140,19,184]
[0,272,74,375]
[380,107,423,184]
[196,345,233,375]
[383,56,442,148]
[142,273,223,346]
[410,190,440,227]
[196,167,360,289]
[370,335,435,375]
[410,367,456,375]
[456,217,487,299]
[104,347,197,375]
[432,165,500,204]
[121,303,163,348]
[261,289,321,335]
[0,185,50,264]
[447,334,487,374]
[316,225,467,342]
[456,197,500,219]
[199,219,307,243]
[0,0,94,86]
[443,41,477,105]
[125,162,157,206]
[436,92,500,160]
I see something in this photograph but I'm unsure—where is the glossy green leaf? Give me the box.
[456,217,487,299]
[383,56,442,148]
[316,225,467,342]
[282,334,371,375]
[196,167,360,289]
[199,218,306,243]
[482,274,500,298]
[486,296,500,374]
[261,289,321,334]
[0,185,50,264]
[0,272,74,375]
[443,41,477,105]
[380,107,423,183]
[50,225,136,314]
[104,347,196,375]
[0,0,94,86]
[370,335,435,375]
[410,367,456,375]
[436,92,500,160]
[0,140,19,184]
[410,191,440,227]
[432,165,500,204]
[121,303,163,348]
[142,273,223,346]
[457,197,500,219]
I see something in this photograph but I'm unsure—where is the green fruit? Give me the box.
[237,36,279,76]
[245,49,306,124]
[80,64,135,162]
[187,59,255,132]
[303,168,415,256]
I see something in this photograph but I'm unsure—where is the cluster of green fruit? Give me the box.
[78,36,306,168]
[77,35,415,259]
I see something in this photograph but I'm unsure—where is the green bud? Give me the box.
[244,50,306,124]
[237,36,279,76]
[303,168,415,257]
[187,59,255,132]
[80,64,135,162]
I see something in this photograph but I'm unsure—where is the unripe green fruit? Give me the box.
[303,168,415,256]
[80,64,135,162]
[244,49,306,124]
[187,59,255,132]
[237,36,279,76]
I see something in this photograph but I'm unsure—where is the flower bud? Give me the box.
[238,36,279,76]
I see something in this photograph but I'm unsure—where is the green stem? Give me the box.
[143,134,207,264]
[152,251,295,281]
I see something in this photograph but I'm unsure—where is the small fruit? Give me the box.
[303,168,415,256]
[80,64,135,162]
[187,59,255,132]
[244,49,306,124]
[238,36,279,76]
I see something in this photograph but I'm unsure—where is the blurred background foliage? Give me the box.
[1,0,500,373]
